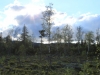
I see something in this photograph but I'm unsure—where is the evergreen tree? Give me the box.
[21,25,29,46]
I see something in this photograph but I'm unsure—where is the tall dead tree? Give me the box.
[42,3,54,53]
[42,3,54,67]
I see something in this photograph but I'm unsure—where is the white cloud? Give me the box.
[78,12,97,21]
[74,13,100,32]
[53,11,77,27]
[0,0,45,32]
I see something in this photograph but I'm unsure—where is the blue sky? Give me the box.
[45,0,100,15]
[1,0,100,15]
[0,0,100,41]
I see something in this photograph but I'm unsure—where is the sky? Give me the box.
[0,0,100,42]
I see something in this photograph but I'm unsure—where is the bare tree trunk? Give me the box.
[78,41,80,54]
[64,43,67,57]
[87,43,90,61]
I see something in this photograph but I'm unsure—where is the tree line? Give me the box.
[0,3,100,59]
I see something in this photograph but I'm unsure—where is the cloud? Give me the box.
[15,13,43,37]
[0,0,44,36]
[75,13,100,32]
[11,5,25,11]
[52,10,77,28]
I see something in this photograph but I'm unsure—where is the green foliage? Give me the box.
[65,68,76,75]
[79,62,91,75]
[18,44,26,55]
[0,55,77,75]
[79,47,100,75]
[82,50,87,57]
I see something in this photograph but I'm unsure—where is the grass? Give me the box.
[0,54,99,75]
[0,55,81,75]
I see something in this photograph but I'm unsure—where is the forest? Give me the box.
[0,3,100,75]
